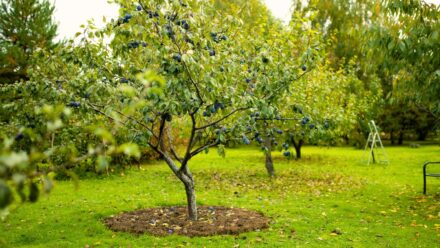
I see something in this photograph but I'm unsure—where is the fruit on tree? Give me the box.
[173,54,182,62]
[68,102,81,108]
[242,135,250,145]
[123,14,132,23]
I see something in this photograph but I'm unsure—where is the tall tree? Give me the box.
[0,0,57,84]
[288,0,384,146]
[374,0,440,120]
[291,0,439,143]
[291,0,380,72]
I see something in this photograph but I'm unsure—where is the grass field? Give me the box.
[1,145,440,247]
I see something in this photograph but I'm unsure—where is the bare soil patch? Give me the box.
[104,206,270,237]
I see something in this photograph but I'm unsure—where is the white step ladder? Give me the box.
[363,120,389,165]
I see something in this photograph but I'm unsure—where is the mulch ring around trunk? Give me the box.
[104,206,270,237]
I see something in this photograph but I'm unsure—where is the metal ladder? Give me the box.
[363,120,389,165]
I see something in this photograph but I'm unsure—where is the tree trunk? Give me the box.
[183,176,197,220]
[390,130,395,145]
[176,164,197,220]
[291,137,303,159]
[294,141,302,159]
[264,136,275,177]
[398,131,404,145]
[371,150,376,164]
[0,71,29,84]
[163,156,198,221]
[417,129,428,141]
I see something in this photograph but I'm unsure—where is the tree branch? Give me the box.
[89,102,157,138]
[196,107,249,130]
[172,39,204,104]
[149,144,180,176]
[190,139,220,157]
[86,102,119,123]
[0,71,29,84]
[182,113,197,163]
[156,117,167,149]
[263,70,311,100]
[254,117,301,121]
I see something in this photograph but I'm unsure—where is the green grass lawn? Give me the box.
[1,145,440,247]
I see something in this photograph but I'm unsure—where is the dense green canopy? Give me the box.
[0,0,57,84]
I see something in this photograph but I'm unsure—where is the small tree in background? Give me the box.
[237,12,325,176]
[246,58,379,178]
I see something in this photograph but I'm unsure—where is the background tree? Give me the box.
[289,0,386,144]
[283,59,380,157]
[0,0,57,84]
[291,0,440,144]
[239,11,325,175]
[370,0,440,135]
[291,0,380,71]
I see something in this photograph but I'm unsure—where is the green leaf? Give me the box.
[0,181,13,209]
[93,128,115,144]
[217,144,226,157]
[96,155,109,172]
[117,143,141,159]
[43,177,53,194]
[0,152,28,168]
[29,182,39,203]
[118,85,137,97]
[388,41,395,50]
[399,41,406,52]
[136,70,165,87]
[47,119,63,131]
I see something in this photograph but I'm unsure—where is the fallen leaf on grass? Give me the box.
[331,228,342,236]
[291,229,296,236]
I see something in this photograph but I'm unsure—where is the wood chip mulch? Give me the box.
[104,206,270,237]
